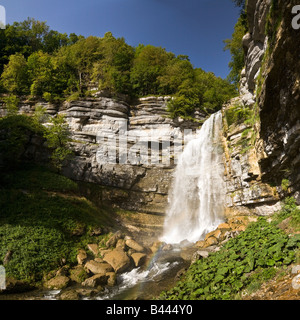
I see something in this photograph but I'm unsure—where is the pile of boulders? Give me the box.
[180,216,256,265]
[43,231,153,299]
[43,216,254,299]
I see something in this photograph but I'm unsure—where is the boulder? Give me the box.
[75,288,98,298]
[180,247,198,261]
[106,231,124,248]
[106,272,117,287]
[195,240,206,248]
[85,260,113,275]
[150,241,163,254]
[191,250,210,264]
[45,275,70,290]
[103,248,132,273]
[292,274,300,290]
[81,274,107,288]
[59,289,79,300]
[87,243,99,256]
[217,223,231,231]
[292,265,300,275]
[116,239,126,250]
[131,253,147,267]
[77,249,88,265]
[69,265,89,283]
[203,236,218,248]
[125,239,145,252]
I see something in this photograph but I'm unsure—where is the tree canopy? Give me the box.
[0,18,237,119]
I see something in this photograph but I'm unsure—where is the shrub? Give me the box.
[43,114,73,169]
[225,104,254,127]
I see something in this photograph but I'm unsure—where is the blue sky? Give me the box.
[0,0,240,79]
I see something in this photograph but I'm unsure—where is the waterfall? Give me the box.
[161,111,226,244]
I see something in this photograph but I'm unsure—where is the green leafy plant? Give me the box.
[161,214,300,300]
[225,104,254,127]
[281,179,290,192]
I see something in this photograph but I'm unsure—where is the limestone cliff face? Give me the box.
[59,96,204,214]
[223,0,300,217]
[240,0,271,106]
[0,93,203,214]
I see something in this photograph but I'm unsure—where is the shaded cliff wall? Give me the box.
[223,0,300,217]
[257,0,300,201]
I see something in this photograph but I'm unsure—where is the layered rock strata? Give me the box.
[60,96,204,214]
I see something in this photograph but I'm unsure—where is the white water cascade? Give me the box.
[161,111,226,244]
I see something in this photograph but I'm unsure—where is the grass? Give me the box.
[0,164,115,283]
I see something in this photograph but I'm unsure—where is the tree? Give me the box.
[66,36,102,93]
[130,45,170,96]
[43,114,73,170]
[158,56,194,94]
[0,53,29,95]
[0,18,83,74]
[167,79,203,119]
[27,51,54,97]
[43,30,69,53]
[223,16,247,86]
[92,32,134,94]
[3,95,20,116]
[167,68,237,119]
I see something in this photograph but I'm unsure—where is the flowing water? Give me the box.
[161,111,226,244]
[96,249,188,300]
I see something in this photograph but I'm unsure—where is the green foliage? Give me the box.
[130,45,170,96]
[0,114,44,168]
[0,113,72,170]
[92,32,134,94]
[43,114,73,169]
[161,215,300,300]
[0,165,113,282]
[27,51,54,97]
[0,18,237,118]
[281,179,290,192]
[224,15,248,86]
[158,55,194,94]
[167,69,236,119]
[2,95,20,116]
[272,197,300,231]
[225,104,254,127]
[0,18,83,74]
[1,53,29,95]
